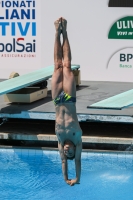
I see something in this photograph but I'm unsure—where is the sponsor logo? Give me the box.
[0,0,36,57]
[120,54,133,62]
[0,38,36,52]
[108,16,133,40]
[107,48,133,69]
[119,64,132,68]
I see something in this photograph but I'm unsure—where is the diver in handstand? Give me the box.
[52,17,82,186]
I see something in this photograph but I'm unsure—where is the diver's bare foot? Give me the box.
[54,18,62,35]
[61,18,67,35]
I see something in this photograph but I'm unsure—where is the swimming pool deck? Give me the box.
[0,79,133,149]
[0,80,133,123]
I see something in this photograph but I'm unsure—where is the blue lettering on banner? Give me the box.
[0,22,36,36]
[1,1,35,8]
[4,9,36,19]
[0,0,37,53]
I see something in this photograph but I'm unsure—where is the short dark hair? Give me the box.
[67,155,75,160]
[64,140,76,160]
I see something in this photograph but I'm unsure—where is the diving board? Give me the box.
[0,65,80,95]
[87,89,133,110]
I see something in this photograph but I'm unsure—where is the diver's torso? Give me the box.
[55,103,82,145]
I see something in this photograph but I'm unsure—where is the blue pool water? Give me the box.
[0,149,133,200]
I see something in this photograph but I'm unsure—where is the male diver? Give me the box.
[52,17,82,186]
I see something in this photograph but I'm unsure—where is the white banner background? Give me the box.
[41,0,133,82]
[0,0,133,82]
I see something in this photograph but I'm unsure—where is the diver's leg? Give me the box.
[51,18,63,99]
[62,18,76,97]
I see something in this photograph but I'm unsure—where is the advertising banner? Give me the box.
[40,0,133,82]
[0,0,133,82]
[0,0,42,78]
